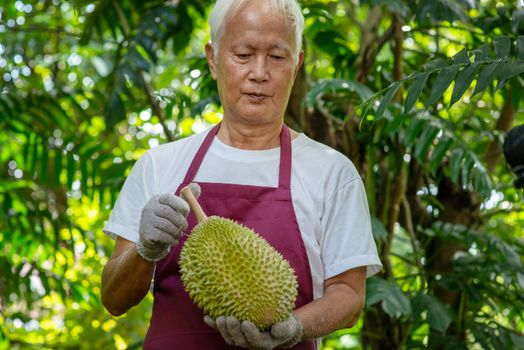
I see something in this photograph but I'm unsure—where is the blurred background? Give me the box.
[1,0,523,349]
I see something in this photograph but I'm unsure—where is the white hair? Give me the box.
[208,0,304,63]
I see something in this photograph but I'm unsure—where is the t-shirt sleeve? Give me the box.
[320,177,382,279]
[103,152,155,242]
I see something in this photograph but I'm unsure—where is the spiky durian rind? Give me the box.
[180,216,298,330]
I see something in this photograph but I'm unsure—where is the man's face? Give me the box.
[206,2,304,126]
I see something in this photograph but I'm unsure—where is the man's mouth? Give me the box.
[245,93,270,101]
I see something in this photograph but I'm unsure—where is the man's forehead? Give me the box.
[231,43,290,51]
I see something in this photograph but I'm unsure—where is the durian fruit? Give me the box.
[179,185,298,331]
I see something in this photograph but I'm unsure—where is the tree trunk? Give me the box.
[426,91,514,345]
[485,89,515,171]
[426,177,481,344]
[361,13,409,350]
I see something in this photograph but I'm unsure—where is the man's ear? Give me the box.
[293,51,304,80]
[205,43,218,80]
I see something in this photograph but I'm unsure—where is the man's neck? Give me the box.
[217,119,297,150]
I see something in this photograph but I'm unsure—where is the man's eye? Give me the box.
[236,54,251,59]
[271,55,285,60]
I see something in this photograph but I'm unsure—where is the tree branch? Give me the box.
[381,158,408,278]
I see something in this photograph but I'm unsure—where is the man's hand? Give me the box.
[204,314,302,350]
[136,183,200,262]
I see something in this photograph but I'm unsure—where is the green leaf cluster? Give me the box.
[1,0,524,349]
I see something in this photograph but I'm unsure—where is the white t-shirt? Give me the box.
[103,127,382,299]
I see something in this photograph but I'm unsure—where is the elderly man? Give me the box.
[101,0,382,349]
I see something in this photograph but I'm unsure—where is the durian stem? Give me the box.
[181,184,208,223]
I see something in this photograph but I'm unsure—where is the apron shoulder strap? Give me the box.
[183,122,292,191]
[278,124,292,190]
[182,123,221,184]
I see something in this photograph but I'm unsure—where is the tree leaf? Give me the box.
[306,79,374,107]
[23,133,34,169]
[412,294,453,333]
[104,90,126,128]
[427,297,453,333]
[404,117,425,146]
[472,44,490,62]
[517,273,524,291]
[414,127,440,163]
[517,36,524,60]
[386,112,407,135]
[450,62,480,106]
[473,167,492,197]
[382,283,412,319]
[30,140,39,176]
[472,61,503,96]
[81,159,88,195]
[375,81,402,120]
[429,138,454,175]
[449,148,464,183]
[371,216,388,243]
[452,48,470,64]
[90,160,97,201]
[510,333,524,350]
[366,277,388,307]
[372,0,411,18]
[404,72,429,114]
[67,153,75,190]
[493,36,511,59]
[54,149,62,187]
[40,143,49,183]
[366,277,411,319]
[423,58,447,71]
[426,66,459,107]
[495,61,524,92]
[91,56,112,77]
[461,155,475,188]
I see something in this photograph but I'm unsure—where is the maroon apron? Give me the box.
[143,123,316,350]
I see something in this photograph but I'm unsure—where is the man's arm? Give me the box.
[101,185,201,316]
[101,236,155,316]
[294,266,367,339]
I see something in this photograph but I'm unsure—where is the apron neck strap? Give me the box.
[278,124,292,190]
[182,122,292,190]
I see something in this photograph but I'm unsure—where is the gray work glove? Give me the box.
[204,314,302,350]
[136,183,201,262]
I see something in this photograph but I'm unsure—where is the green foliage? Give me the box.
[0,0,211,348]
[364,35,524,120]
[360,217,524,349]
[1,0,524,349]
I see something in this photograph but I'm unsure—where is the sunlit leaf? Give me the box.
[450,62,480,106]
[452,48,470,64]
[426,66,459,107]
[472,61,503,96]
[494,36,511,59]
[376,81,402,120]
[404,72,429,114]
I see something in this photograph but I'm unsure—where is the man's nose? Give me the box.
[248,56,269,83]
